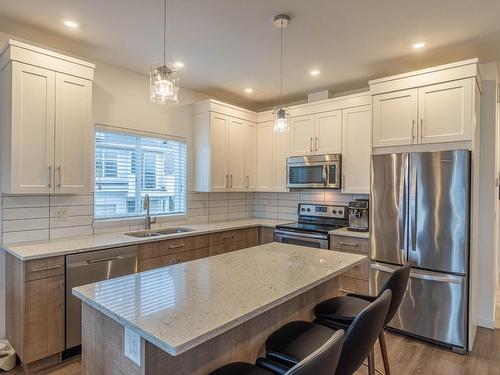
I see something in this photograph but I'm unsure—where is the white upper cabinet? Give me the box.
[54,73,92,194]
[370,59,479,148]
[342,105,371,194]
[418,79,472,144]
[0,40,94,194]
[194,100,258,192]
[290,111,342,155]
[8,62,56,194]
[209,113,230,192]
[315,110,342,154]
[290,115,315,155]
[372,89,418,147]
[256,121,274,191]
[244,123,258,190]
[274,127,290,191]
[227,118,245,191]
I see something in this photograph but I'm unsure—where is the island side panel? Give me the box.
[144,276,340,374]
[81,303,143,375]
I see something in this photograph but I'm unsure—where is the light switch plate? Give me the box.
[124,327,141,366]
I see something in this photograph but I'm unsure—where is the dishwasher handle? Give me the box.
[86,255,124,265]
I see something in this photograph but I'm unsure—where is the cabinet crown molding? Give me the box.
[369,58,481,95]
[0,39,95,80]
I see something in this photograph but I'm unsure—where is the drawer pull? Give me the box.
[30,264,63,272]
[222,235,235,240]
[169,244,185,249]
[338,242,358,247]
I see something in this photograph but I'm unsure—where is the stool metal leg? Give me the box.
[379,330,390,375]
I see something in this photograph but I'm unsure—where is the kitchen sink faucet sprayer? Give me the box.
[143,194,158,230]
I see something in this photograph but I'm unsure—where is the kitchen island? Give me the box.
[73,242,366,375]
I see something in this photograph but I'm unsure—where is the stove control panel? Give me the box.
[298,204,347,219]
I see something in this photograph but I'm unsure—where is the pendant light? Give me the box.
[150,0,179,104]
[273,14,290,132]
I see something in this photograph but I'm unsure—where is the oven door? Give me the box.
[325,160,341,189]
[275,230,329,249]
[287,163,327,188]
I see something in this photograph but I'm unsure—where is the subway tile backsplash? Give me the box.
[1,190,368,244]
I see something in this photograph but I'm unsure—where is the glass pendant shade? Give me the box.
[150,62,179,104]
[273,107,290,132]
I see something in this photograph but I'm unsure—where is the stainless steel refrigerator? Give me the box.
[370,150,470,351]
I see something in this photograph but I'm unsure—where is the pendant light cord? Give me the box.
[163,0,167,66]
[280,19,283,108]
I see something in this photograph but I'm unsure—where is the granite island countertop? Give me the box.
[2,218,291,260]
[73,242,366,356]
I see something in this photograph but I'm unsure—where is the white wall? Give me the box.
[477,62,498,329]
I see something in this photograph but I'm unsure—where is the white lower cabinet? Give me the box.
[342,105,371,194]
[1,43,94,195]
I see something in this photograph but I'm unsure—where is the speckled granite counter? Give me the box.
[73,243,365,357]
[2,218,290,260]
[329,226,370,239]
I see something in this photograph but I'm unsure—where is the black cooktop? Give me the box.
[275,222,346,234]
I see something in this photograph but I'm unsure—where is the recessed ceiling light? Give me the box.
[174,61,184,68]
[310,69,320,76]
[413,42,426,49]
[244,88,253,93]
[63,19,79,28]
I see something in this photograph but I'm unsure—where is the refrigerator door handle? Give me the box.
[399,153,408,262]
[371,262,463,284]
[409,166,417,252]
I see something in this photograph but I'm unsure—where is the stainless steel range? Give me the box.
[275,204,348,249]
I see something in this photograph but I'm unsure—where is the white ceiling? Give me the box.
[1,0,500,109]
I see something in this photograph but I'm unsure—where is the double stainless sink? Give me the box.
[125,227,194,238]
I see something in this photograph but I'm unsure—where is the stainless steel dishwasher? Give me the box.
[65,245,138,350]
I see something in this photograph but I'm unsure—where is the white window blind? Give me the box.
[94,129,187,220]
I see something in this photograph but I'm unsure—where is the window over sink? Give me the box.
[94,129,187,220]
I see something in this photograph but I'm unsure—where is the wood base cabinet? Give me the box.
[5,254,65,369]
[330,235,369,294]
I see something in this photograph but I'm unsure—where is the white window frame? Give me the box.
[93,124,188,223]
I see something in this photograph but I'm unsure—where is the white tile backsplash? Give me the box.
[1,191,369,244]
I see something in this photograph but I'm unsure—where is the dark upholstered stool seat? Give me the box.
[265,321,336,367]
[209,362,275,375]
[314,296,371,322]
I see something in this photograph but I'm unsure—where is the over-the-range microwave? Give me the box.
[287,154,342,189]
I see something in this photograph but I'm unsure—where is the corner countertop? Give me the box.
[73,243,366,356]
[2,218,290,261]
[329,227,370,239]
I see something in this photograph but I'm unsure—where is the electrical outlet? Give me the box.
[55,208,68,221]
[124,327,141,366]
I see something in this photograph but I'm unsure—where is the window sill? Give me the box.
[93,213,188,230]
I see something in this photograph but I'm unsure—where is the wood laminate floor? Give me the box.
[4,328,500,374]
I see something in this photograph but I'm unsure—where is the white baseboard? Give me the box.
[477,316,496,329]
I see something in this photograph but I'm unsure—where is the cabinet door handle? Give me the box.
[411,120,415,141]
[222,235,235,240]
[48,166,52,188]
[309,137,313,152]
[169,244,185,249]
[57,166,62,189]
[420,118,424,141]
[246,175,250,189]
[225,174,229,188]
[315,137,318,151]
[339,241,358,247]
[30,264,63,272]
[230,174,233,188]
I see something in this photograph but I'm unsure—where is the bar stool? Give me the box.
[314,263,411,375]
[209,329,344,375]
[263,290,392,375]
